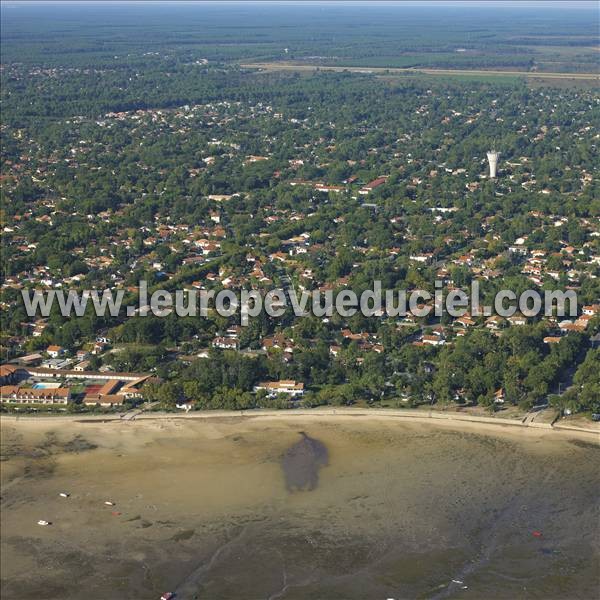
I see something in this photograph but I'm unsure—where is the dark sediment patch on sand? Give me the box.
[567,438,600,451]
[40,432,98,454]
[172,529,195,542]
[1,431,97,462]
[281,432,329,491]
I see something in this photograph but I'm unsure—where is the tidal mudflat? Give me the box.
[1,416,598,599]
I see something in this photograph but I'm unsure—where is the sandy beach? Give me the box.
[1,413,599,599]
[3,405,598,441]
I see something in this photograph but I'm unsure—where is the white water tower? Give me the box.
[487,151,500,179]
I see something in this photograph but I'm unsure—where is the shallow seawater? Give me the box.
[1,417,598,600]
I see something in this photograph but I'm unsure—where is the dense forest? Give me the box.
[2,3,598,72]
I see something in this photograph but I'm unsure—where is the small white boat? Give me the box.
[104,501,115,506]
[37,520,50,526]
[59,492,70,498]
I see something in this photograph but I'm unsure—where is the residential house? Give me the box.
[46,345,65,358]
[254,380,305,397]
[359,176,388,195]
[212,336,238,350]
[0,385,71,405]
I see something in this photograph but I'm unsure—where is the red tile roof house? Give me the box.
[422,334,446,346]
[507,314,527,326]
[46,345,65,358]
[212,336,239,350]
[0,364,20,384]
[83,379,125,407]
[359,176,388,195]
[83,394,125,408]
[455,316,476,328]
[485,316,505,330]
[262,334,294,352]
[494,389,506,404]
[314,183,345,194]
[0,385,71,405]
